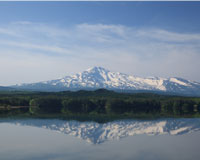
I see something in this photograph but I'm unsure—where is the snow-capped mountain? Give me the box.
[3,118,200,144]
[13,66,200,95]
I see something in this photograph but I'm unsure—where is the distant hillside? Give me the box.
[0,86,14,91]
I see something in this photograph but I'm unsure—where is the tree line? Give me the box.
[0,89,200,117]
[28,97,200,116]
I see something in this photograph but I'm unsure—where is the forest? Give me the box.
[0,89,200,120]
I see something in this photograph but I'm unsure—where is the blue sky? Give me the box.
[0,2,200,85]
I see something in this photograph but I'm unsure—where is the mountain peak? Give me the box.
[12,67,200,96]
[86,66,109,73]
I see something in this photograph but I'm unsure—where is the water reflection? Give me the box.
[1,118,200,144]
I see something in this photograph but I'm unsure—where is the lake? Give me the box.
[0,118,200,160]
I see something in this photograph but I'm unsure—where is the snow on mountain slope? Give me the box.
[13,66,200,95]
[45,67,167,90]
[3,118,200,144]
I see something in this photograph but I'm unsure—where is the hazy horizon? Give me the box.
[1,2,200,86]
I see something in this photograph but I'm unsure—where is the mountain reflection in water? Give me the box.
[1,118,200,144]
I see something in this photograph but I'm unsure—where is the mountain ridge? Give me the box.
[11,66,200,96]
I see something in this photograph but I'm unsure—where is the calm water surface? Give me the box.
[0,118,200,160]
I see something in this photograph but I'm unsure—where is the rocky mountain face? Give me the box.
[12,66,200,95]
